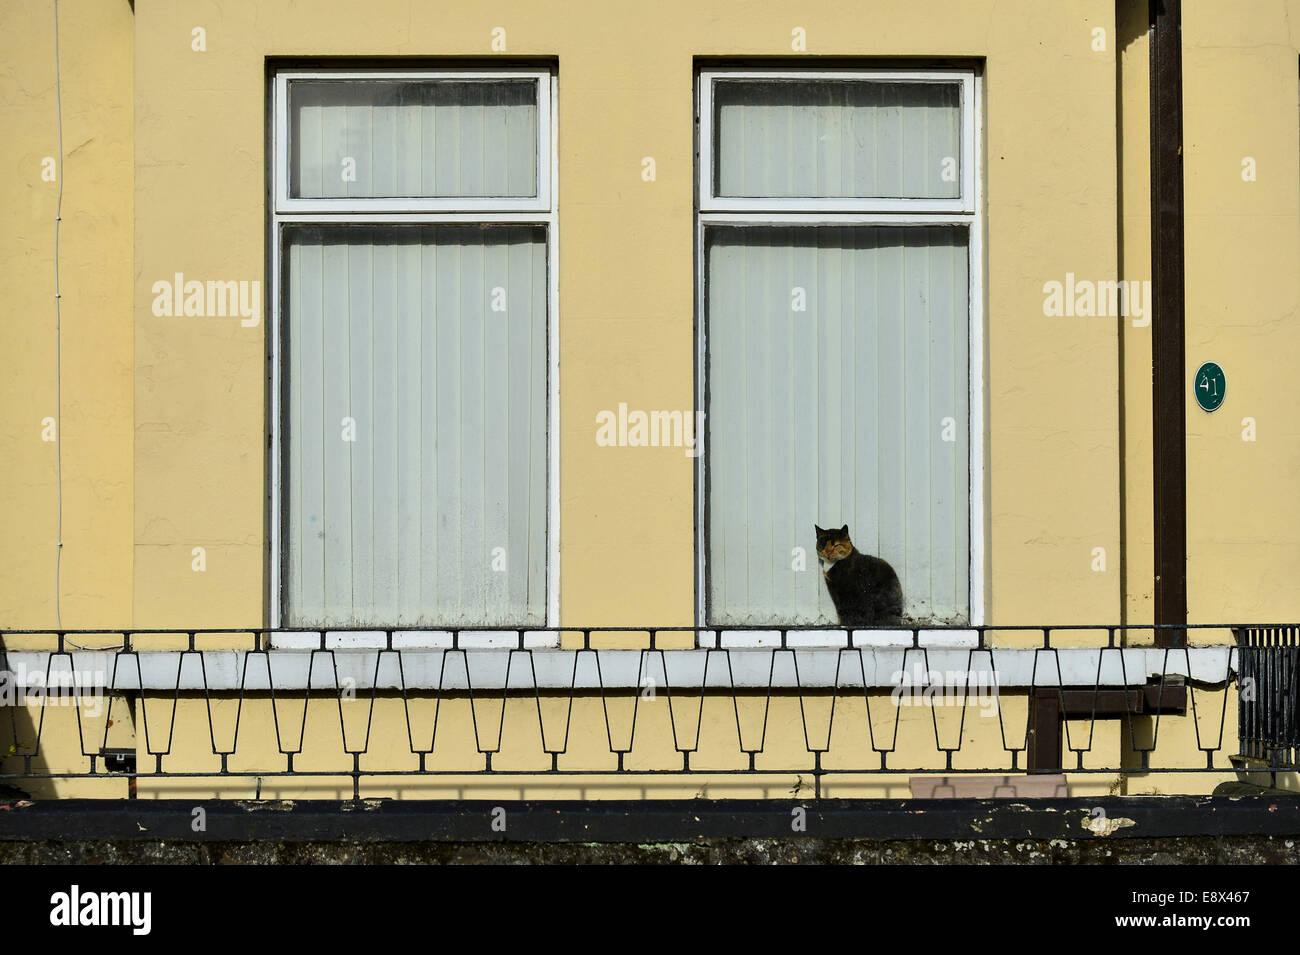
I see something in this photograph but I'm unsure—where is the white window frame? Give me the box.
[269,68,560,645]
[698,69,977,214]
[695,66,985,645]
[274,69,553,213]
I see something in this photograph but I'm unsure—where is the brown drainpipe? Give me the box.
[1149,0,1187,648]
[1027,1,1190,768]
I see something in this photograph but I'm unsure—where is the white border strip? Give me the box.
[13,647,1236,691]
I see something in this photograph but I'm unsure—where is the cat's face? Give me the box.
[814,524,853,562]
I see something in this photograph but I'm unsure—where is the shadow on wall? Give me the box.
[0,644,44,798]
[0,642,132,799]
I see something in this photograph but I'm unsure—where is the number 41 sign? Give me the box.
[1194,361,1226,412]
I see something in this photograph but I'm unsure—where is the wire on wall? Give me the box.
[52,0,65,631]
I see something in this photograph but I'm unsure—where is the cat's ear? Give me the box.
[840,524,849,536]
[814,524,824,535]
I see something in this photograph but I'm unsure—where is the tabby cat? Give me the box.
[814,524,904,627]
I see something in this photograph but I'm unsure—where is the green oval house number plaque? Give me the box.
[1194,361,1226,412]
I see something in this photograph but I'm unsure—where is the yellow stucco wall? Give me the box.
[1181,2,1300,624]
[121,690,1147,800]
[3,0,1300,798]
[1,0,134,631]
[1113,0,1300,638]
[118,0,1123,630]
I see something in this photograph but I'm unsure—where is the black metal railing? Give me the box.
[0,624,1294,799]
[0,621,1276,652]
[1236,626,1300,770]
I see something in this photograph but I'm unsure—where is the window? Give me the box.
[696,69,983,630]
[271,70,558,632]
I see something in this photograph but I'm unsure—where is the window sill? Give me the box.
[6,645,1234,692]
[269,630,560,651]
[699,629,979,649]
[266,629,975,651]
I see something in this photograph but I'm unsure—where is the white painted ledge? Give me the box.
[697,629,981,649]
[268,628,980,651]
[1,646,1236,692]
[269,630,561,650]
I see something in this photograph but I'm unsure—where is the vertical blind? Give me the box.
[706,225,970,626]
[283,225,548,627]
[290,80,538,198]
[713,80,961,199]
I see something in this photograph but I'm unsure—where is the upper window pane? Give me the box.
[289,79,539,199]
[712,79,961,200]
